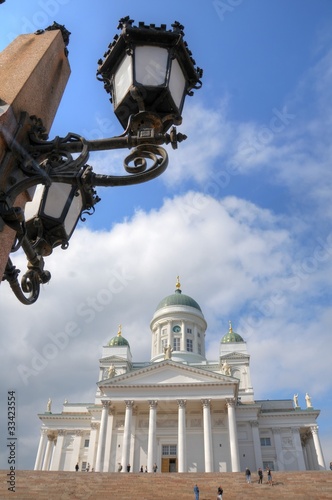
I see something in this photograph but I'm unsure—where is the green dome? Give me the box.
[156,288,202,312]
[107,326,130,347]
[221,322,244,343]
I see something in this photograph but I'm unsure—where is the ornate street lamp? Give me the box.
[0,18,202,304]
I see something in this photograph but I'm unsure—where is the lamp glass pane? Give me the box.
[169,57,186,109]
[135,46,168,86]
[64,191,83,237]
[114,54,133,106]
[24,184,44,222]
[44,182,72,219]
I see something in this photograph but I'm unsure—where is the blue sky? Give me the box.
[1,0,332,470]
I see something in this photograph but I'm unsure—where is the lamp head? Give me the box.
[97,17,203,134]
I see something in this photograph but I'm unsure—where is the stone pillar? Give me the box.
[291,428,306,471]
[0,29,70,279]
[87,423,100,471]
[167,321,172,349]
[34,429,48,470]
[311,425,326,470]
[147,400,158,472]
[156,328,161,357]
[129,406,138,472]
[250,421,263,469]
[302,437,309,470]
[42,432,56,470]
[95,400,110,472]
[121,401,134,472]
[272,428,284,471]
[226,399,240,472]
[70,430,83,471]
[177,400,187,473]
[201,399,213,472]
[306,434,315,470]
[103,407,115,472]
[50,430,66,470]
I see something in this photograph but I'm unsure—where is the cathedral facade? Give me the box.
[34,280,326,473]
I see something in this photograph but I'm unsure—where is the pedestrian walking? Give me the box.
[258,467,263,484]
[217,485,223,499]
[267,466,273,485]
[75,462,79,472]
[245,467,251,483]
[194,484,199,500]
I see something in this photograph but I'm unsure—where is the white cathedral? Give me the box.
[34,279,326,473]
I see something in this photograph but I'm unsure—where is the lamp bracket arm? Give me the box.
[88,143,169,187]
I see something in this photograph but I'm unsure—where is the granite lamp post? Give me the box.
[0,17,203,305]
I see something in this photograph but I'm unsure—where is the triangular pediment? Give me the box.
[220,352,249,360]
[99,355,129,363]
[98,360,238,388]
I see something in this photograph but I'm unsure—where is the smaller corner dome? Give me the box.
[107,325,130,347]
[221,321,244,343]
[155,277,202,312]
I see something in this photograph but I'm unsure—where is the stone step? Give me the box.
[1,470,332,499]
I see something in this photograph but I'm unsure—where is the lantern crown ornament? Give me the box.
[97,17,203,134]
[0,18,202,305]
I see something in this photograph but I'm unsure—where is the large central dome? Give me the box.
[155,278,202,312]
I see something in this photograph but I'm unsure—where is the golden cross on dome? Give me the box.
[176,276,181,289]
[117,324,122,336]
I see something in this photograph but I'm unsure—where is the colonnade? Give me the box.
[34,405,325,473]
[95,398,240,473]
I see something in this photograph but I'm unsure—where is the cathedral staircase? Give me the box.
[1,470,332,499]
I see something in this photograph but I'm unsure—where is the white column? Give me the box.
[311,425,326,470]
[177,400,187,473]
[202,399,213,472]
[42,433,56,470]
[129,406,137,472]
[292,428,306,471]
[87,423,99,471]
[70,430,83,471]
[226,399,240,472]
[103,408,115,472]
[95,400,110,472]
[306,434,315,470]
[34,429,48,470]
[250,421,263,469]
[167,321,172,350]
[121,401,134,472]
[50,430,66,470]
[302,439,309,470]
[272,428,284,471]
[147,400,158,472]
[156,327,161,357]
